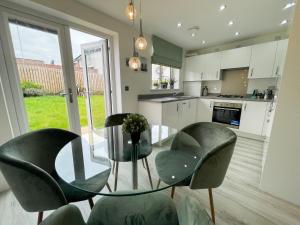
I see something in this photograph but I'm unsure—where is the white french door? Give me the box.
[0,8,112,136]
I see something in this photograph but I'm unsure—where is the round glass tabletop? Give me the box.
[55,125,199,196]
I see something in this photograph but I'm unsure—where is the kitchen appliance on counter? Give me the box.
[212,102,243,128]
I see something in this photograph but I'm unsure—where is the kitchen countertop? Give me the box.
[138,95,273,103]
[199,95,273,102]
[138,96,199,103]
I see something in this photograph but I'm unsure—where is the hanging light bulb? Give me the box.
[135,0,147,50]
[129,38,141,70]
[125,0,136,21]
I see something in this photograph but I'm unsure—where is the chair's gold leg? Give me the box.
[88,198,94,209]
[114,161,119,191]
[37,211,43,224]
[208,188,216,224]
[144,157,153,189]
[156,179,161,189]
[171,186,176,199]
[142,158,146,169]
[106,182,112,192]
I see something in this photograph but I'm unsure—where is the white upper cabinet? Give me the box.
[239,101,268,135]
[221,46,251,69]
[184,55,205,81]
[248,42,277,79]
[273,39,289,77]
[202,52,222,81]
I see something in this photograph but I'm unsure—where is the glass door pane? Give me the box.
[8,19,70,131]
[69,29,109,136]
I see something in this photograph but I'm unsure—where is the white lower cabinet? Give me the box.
[140,99,197,130]
[197,99,213,122]
[162,101,179,129]
[178,99,197,129]
[239,101,268,135]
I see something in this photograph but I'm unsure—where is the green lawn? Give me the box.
[24,95,106,131]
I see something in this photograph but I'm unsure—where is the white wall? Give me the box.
[23,0,184,113]
[260,2,300,206]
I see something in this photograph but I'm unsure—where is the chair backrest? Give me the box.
[171,122,237,189]
[105,113,131,127]
[0,128,78,212]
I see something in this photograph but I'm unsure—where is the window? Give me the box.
[151,64,180,90]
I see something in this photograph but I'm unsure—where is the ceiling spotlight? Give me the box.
[235,32,240,36]
[219,4,227,11]
[177,22,182,28]
[188,26,200,38]
[228,20,234,26]
[280,19,288,25]
[284,2,296,10]
[202,40,206,44]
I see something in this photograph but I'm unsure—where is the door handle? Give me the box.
[60,88,73,103]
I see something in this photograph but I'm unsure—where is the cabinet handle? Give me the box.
[275,66,280,76]
[210,101,212,108]
[250,68,254,77]
[244,103,247,111]
[177,103,179,112]
[216,71,219,79]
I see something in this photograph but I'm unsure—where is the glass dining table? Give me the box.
[55,125,199,196]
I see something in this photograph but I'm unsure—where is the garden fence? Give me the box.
[16,58,104,94]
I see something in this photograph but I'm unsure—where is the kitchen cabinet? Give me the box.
[202,52,222,81]
[262,102,277,137]
[162,101,179,129]
[197,99,213,122]
[184,55,205,81]
[239,101,268,135]
[221,46,251,69]
[273,39,289,77]
[248,42,277,79]
[139,99,197,130]
[178,99,197,129]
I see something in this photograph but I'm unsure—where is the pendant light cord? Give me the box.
[139,0,143,36]
[131,0,137,56]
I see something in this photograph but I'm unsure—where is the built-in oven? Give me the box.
[212,102,242,128]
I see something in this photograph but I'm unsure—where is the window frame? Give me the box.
[151,64,180,90]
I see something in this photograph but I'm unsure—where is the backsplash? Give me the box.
[202,71,277,96]
[247,78,277,94]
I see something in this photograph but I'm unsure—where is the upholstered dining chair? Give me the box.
[105,113,153,191]
[0,128,110,224]
[155,122,237,224]
[40,193,213,225]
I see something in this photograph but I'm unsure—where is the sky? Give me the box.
[9,23,103,65]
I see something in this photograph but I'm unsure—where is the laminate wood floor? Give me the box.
[1,137,300,225]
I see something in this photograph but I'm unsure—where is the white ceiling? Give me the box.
[77,0,297,50]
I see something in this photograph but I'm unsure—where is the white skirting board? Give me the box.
[0,171,9,192]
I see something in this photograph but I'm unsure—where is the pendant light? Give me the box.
[135,0,147,50]
[125,0,136,21]
[129,37,141,70]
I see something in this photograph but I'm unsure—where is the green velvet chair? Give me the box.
[39,193,213,225]
[87,192,214,225]
[105,113,153,191]
[155,122,237,224]
[0,128,108,224]
[40,205,86,225]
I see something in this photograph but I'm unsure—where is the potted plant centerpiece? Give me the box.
[122,114,149,145]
